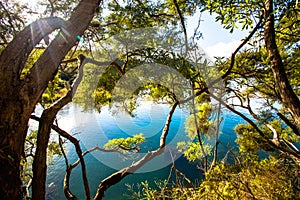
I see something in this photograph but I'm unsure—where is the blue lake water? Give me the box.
[44,102,245,199]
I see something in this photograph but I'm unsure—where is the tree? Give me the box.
[0,0,101,198]
[0,0,199,199]
[263,0,300,127]
[201,0,300,128]
[132,0,300,198]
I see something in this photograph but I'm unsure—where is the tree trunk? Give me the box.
[32,109,57,200]
[0,97,33,199]
[32,55,88,200]
[264,0,300,128]
[0,0,101,199]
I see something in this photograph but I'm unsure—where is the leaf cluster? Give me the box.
[104,133,145,153]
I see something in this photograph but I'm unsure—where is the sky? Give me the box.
[187,11,248,60]
[19,0,248,59]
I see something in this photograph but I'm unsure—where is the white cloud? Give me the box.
[203,40,247,60]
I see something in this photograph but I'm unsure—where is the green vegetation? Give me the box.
[104,133,145,153]
[0,0,299,199]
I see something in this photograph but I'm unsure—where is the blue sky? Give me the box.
[187,11,248,59]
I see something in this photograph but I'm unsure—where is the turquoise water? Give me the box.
[45,102,245,199]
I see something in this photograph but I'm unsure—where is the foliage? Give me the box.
[100,0,196,37]
[41,50,83,106]
[39,0,79,18]
[1,0,300,199]
[235,120,300,156]
[199,157,300,199]
[177,101,220,165]
[104,133,145,153]
[235,123,272,155]
[177,141,212,162]
[185,103,212,139]
[41,74,68,106]
[125,177,199,200]
[129,156,300,200]
[199,0,261,33]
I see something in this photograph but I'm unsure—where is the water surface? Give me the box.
[45,102,244,199]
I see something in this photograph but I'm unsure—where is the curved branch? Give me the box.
[0,17,65,77]
[93,102,178,200]
[210,93,300,160]
[72,146,123,168]
[179,15,263,105]
[23,0,102,108]
[62,145,125,200]
[31,55,89,200]
[215,13,264,84]
[52,124,90,200]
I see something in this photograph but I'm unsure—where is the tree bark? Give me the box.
[0,17,63,198]
[264,0,300,128]
[0,0,101,199]
[32,55,90,200]
[32,88,75,199]
[32,109,59,200]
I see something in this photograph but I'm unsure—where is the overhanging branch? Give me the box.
[210,93,300,160]
[179,14,263,105]
[93,102,178,200]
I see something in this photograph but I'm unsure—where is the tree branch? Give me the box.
[93,102,178,200]
[22,0,102,109]
[31,54,89,199]
[190,84,208,172]
[210,93,300,160]
[54,123,90,200]
[58,136,78,200]
[179,15,263,105]
[0,1,17,35]
[217,13,263,83]
[246,96,279,143]
[172,0,188,52]
[277,112,300,136]
[0,17,65,77]
[25,177,32,200]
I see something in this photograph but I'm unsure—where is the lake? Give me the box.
[39,102,245,199]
